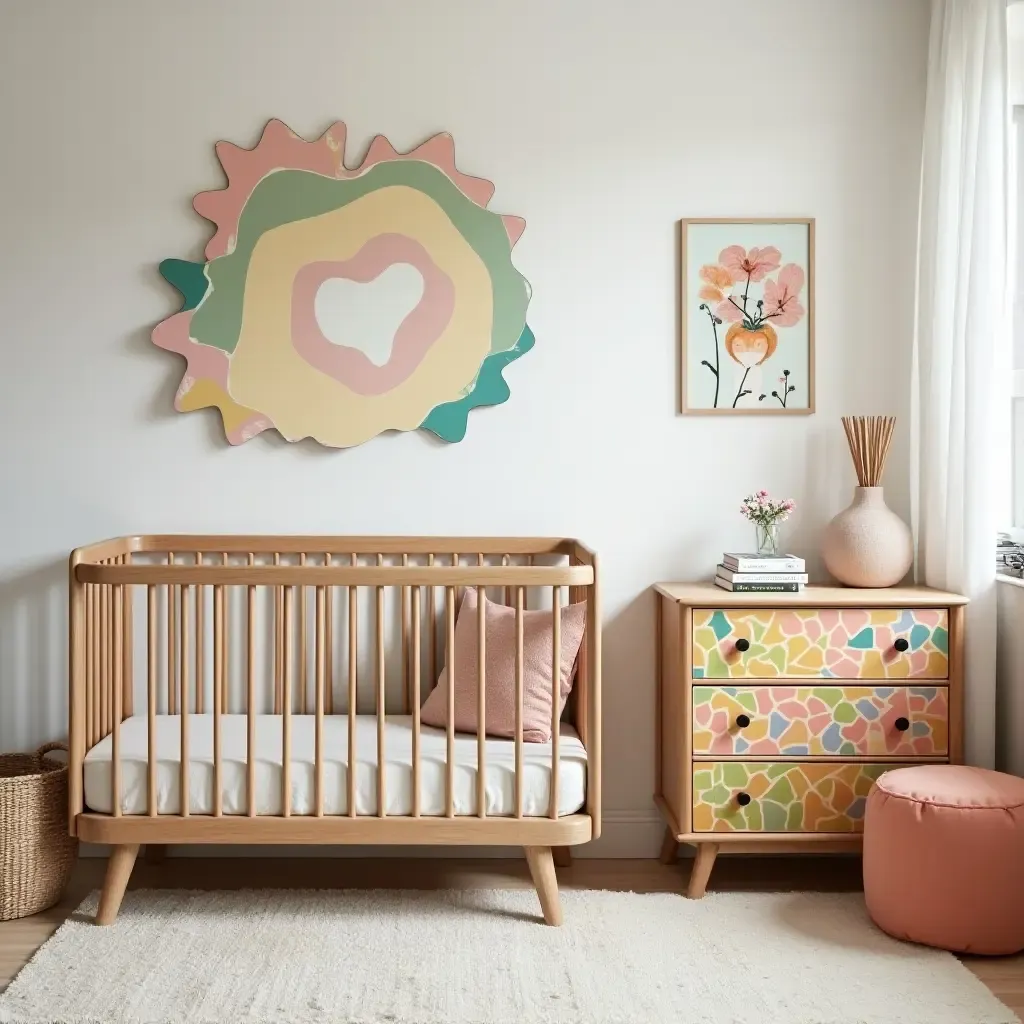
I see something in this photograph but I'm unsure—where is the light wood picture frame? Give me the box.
[680,218,815,415]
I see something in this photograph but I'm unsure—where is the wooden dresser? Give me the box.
[654,583,967,897]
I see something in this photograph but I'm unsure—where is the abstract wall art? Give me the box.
[680,219,814,415]
[153,119,533,447]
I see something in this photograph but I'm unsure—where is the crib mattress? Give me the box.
[84,715,587,818]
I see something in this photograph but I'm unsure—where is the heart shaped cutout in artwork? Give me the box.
[313,263,425,367]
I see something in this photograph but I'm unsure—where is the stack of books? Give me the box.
[715,552,808,592]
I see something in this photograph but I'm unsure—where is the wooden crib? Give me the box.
[68,536,600,926]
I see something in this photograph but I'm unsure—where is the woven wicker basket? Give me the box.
[0,742,78,920]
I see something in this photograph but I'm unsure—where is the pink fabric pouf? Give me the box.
[863,765,1024,955]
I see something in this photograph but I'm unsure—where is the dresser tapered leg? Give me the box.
[659,827,680,864]
[686,842,719,899]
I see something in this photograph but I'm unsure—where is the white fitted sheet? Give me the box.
[84,715,587,817]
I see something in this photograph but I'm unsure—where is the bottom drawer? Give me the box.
[692,761,898,833]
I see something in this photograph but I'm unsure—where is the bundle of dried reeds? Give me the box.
[840,416,896,487]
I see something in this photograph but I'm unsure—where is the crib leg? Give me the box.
[524,846,562,926]
[552,846,573,868]
[144,844,167,865]
[95,844,139,925]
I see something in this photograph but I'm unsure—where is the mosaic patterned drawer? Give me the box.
[692,685,948,757]
[692,761,895,833]
[692,608,949,680]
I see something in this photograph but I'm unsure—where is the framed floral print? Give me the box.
[680,218,814,415]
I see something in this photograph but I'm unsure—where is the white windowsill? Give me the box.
[997,573,1024,588]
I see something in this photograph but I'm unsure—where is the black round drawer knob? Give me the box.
[893,638,910,652]
[894,716,910,732]
[735,714,751,729]
[735,638,750,652]
[736,792,752,806]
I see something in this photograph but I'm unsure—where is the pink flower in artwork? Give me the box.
[719,245,782,283]
[715,297,745,323]
[762,264,805,327]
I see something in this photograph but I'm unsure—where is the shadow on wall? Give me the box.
[600,588,658,820]
[0,559,67,753]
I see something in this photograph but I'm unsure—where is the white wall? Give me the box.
[0,0,929,855]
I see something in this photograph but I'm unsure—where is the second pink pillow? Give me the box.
[420,588,586,743]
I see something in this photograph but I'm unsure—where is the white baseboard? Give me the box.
[80,809,667,860]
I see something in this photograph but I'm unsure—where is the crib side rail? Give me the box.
[76,564,593,587]
[68,542,600,835]
[133,535,578,557]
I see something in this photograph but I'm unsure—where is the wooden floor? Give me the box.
[2,854,1022,1014]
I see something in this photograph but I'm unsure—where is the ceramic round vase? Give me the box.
[821,486,913,588]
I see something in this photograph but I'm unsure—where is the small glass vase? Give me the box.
[755,522,780,557]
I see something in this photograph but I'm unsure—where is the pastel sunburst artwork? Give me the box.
[152,119,533,446]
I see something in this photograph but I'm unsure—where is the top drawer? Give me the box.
[692,608,949,679]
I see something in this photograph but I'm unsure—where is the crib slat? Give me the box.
[445,585,456,819]
[477,585,486,818]
[274,552,283,715]
[300,554,307,715]
[570,557,589,748]
[85,586,94,747]
[167,554,176,716]
[195,554,204,715]
[325,554,334,716]
[111,584,122,817]
[180,582,189,716]
[515,586,524,818]
[90,584,98,748]
[180,585,190,817]
[347,595,357,812]
[213,584,224,817]
[147,585,157,816]
[503,554,511,607]
[401,553,409,713]
[96,583,104,744]
[101,585,110,737]
[550,585,561,820]
[315,585,325,817]
[376,584,386,818]
[221,553,229,712]
[282,585,293,817]
[101,581,108,742]
[122,562,133,719]
[411,586,422,818]
[348,554,358,818]
[247,578,256,818]
[428,554,437,686]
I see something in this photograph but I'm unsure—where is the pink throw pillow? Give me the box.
[420,588,586,743]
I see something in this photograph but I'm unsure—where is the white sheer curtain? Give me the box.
[911,0,1011,767]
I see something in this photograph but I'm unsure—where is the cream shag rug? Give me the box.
[0,889,1016,1024]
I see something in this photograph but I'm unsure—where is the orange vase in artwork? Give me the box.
[724,323,778,367]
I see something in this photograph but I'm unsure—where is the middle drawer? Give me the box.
[692,685,949,757]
